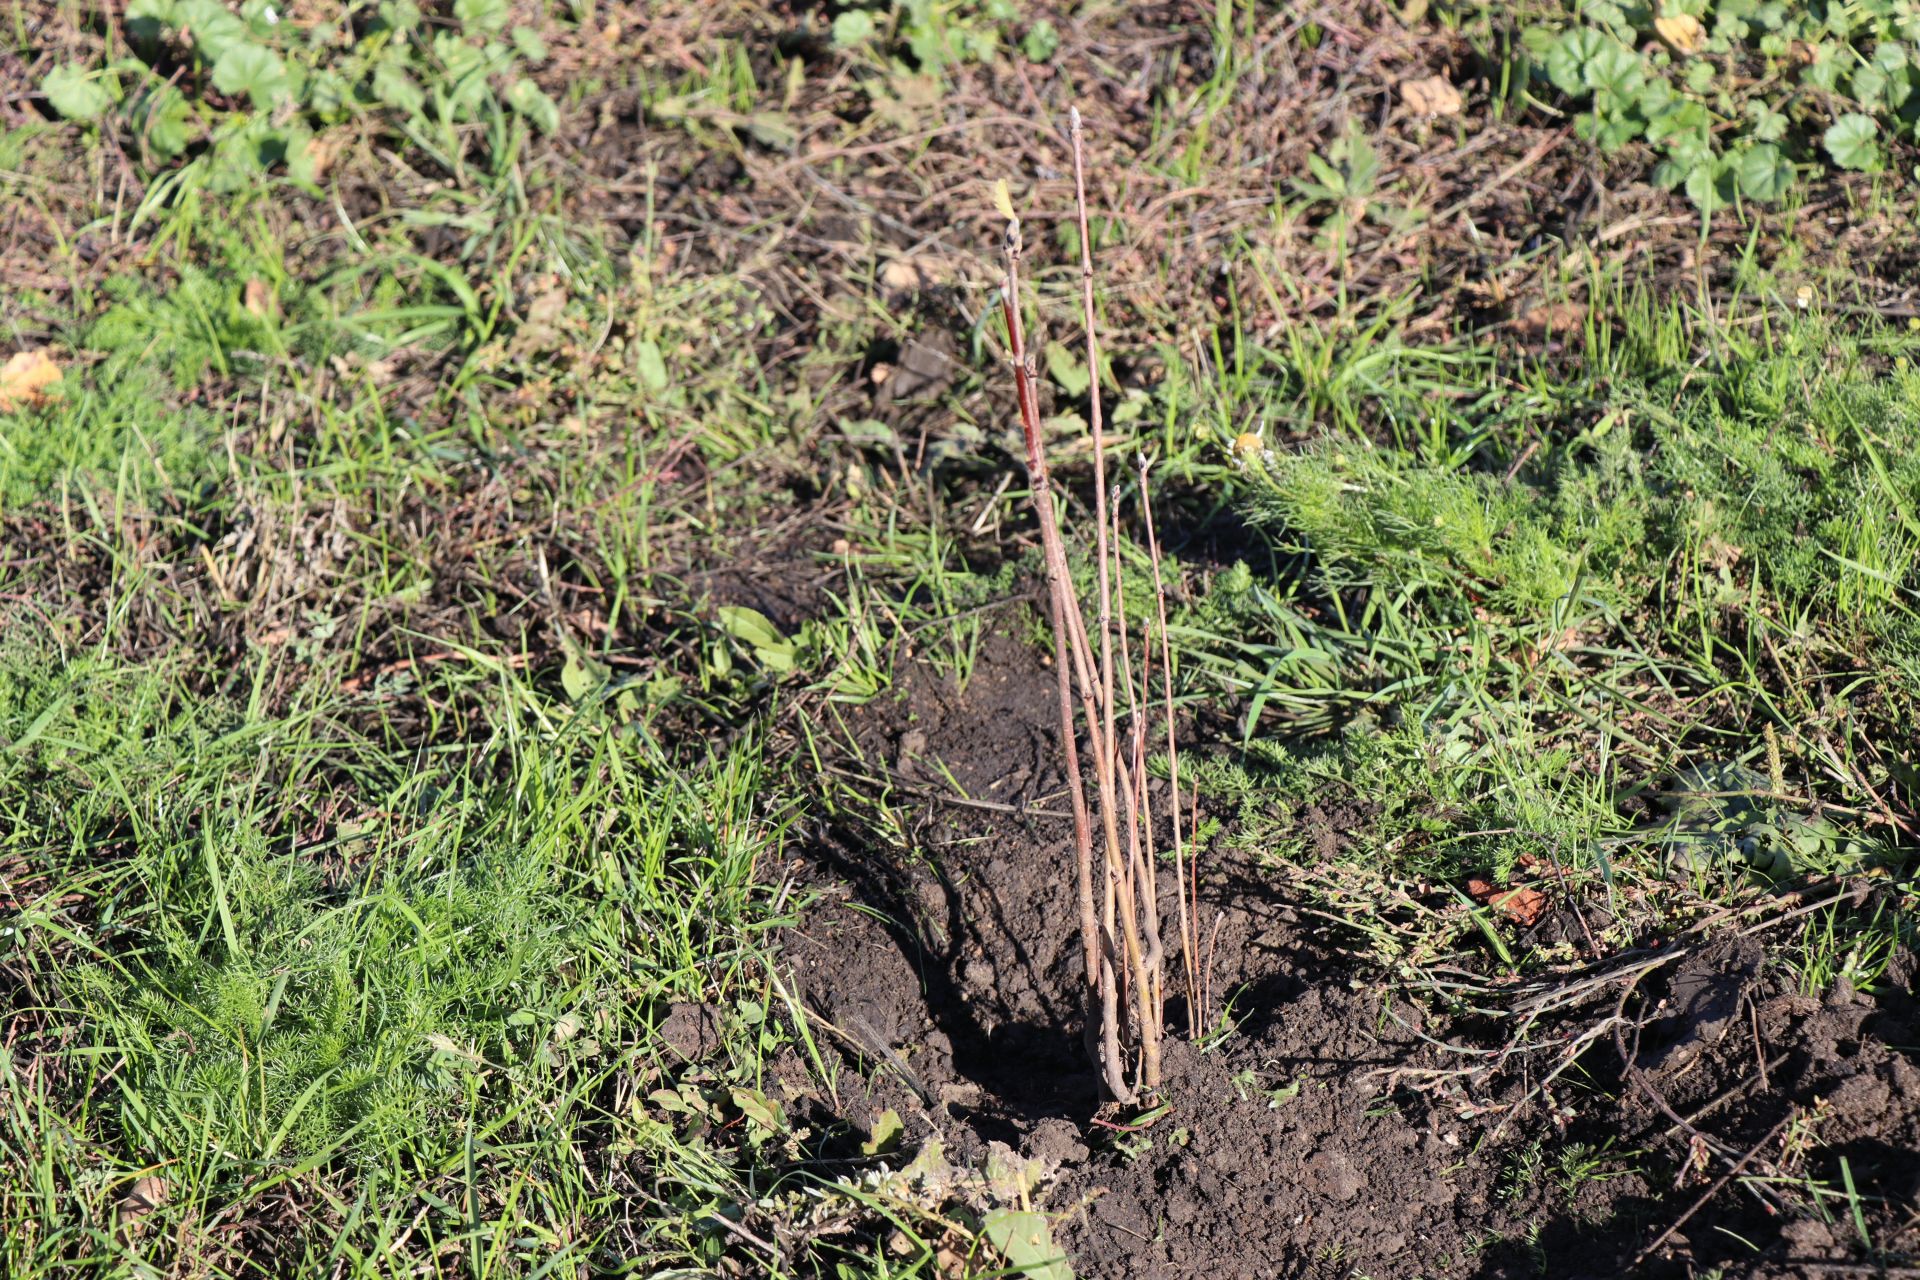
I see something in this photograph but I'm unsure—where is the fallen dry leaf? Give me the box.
[1466,876,1549,927]
[243,278,277,318]
[880,255,948,295]
[305,131,344,183]
[1400,75,1463,118]
[1511,302,1588,337]
[1654,13,1706,55]
[879,259,917,293]
[116,1175,169,1241]
[0,348,62,410]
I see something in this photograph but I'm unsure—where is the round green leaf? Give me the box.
[376,0,422,32]
[1802,49,1843,93]
[1735,143,1793,201]
[1544,28,1608,97]
[306,67,353,121]
[126,0,179,49]
[511,24,549,61]
[1651,157,1690,190]
[453,0,509,32]
[634,340,668,392]
[1852,63,1889,108]
[42,65,114,121]
[1824,113,1883,171]
[372,59,426,116]
[831,10,875,46]
[1683,156,1737,213]
[1022,18,1060,62]
[506,79,560,135]
[212,42,291,107]
[280,121,321,188]
[175,0,247,60]
[1746,101,1789,143]
[1584,43,1645,105]
[204,123,268,193]
[135,83,198,156]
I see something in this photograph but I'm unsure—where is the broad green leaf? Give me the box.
[1683,156,1737,213]
[506,79,560,134]
[212,42,291,107]
[1886,64,1917,112]
[42,65,114,121]
[1023,18,1060,62]
[204,125,268,193]
[861,1109,904,1156]
[981,1209,1073,1280]
[1578,0,1634,39]
[742,112,797,152]
[1824,113,1882,171]
[634,339,667,391]
[1872,42,1911,76]
[453,0,510,32]
[1544,28,1609,96]
[1852,63,1889,108]
[831,10,875,46]
[1585,109,1643,151]
[280,121,321,187]
[1583,42,1645,101]
[126,0,179,48]
[560,652,597,701]
[1746,101,1789,142]
[730,1087,784,1133]
[377,0,422,32]
[1302,150,1347,196]
[1645,99,1709,147]
[175,0,248,60]
[716,606,795,673]
[511,25,548,61]
[1045,343,1090,397]
[306,67,352,120]
[136,83,197,156]
[372,59,426,116]
[1734,143,1793,200]
[717,607,786,650]
[1651,157,1691,190]
[433,32,492,120]
[1802,48,1843,93]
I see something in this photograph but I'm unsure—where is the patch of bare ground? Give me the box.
[777,628,1920,1277]
[548,2,1920,454]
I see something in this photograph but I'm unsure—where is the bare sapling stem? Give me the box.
[1000,212,1132,1103]
[995,106,1166,1098]
[1110,526,1163,1087]
[1072,108,1164,1089]
[1139,454,1201,1037]
[1065,108,1143,1091]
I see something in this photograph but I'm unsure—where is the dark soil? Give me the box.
[781,628,1920,1278]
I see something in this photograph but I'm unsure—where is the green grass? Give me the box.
[0,643,802,1274]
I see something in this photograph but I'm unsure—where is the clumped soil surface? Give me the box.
[782,632,1920,1278]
